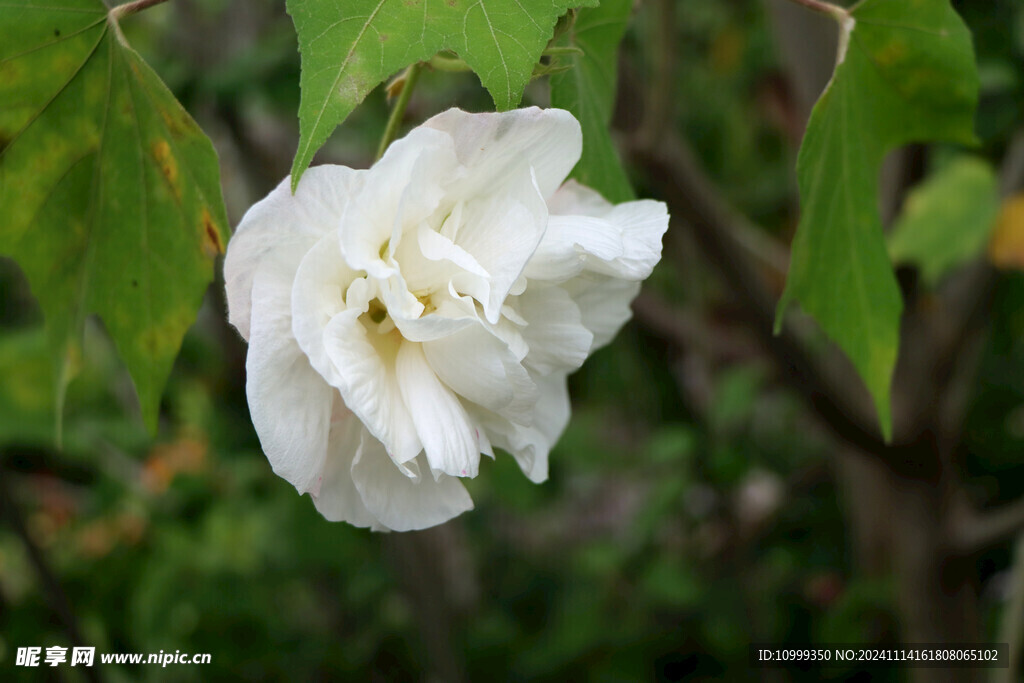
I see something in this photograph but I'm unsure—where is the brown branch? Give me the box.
[903,262,993,451]
[383,526,473,683]
[1000,128,1024,196]
[629,131,943,480]
[637,0,676,146]
[639,0,788,276]
[925,125,1024,410]
[631,291,756,361]
[997,535,1024,683]
[898,122,1024,446]
[0,467,103,683]
[936,126,1024,547]
[951,495,1024,554]
[904,127,1024,478]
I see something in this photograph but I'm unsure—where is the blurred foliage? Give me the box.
[888,156,999,285]
[0,0,1023,681]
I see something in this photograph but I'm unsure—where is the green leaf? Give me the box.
[549,0,634,203]
[888,156,999,285]
[0,0,230,432]
[775,0,979,439]
[288,0,597,187]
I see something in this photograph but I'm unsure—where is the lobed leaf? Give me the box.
[288,0,597,187]
[0,0,230,432]
[775,0,979,439]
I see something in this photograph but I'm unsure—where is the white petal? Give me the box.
[515,285,593,375]
[523,215,625,282]
[481,313,530,363]
[517,373,571,482]
[351,429,474,531]
[417,221,489,278]
[311,410,377,528]
[291,232,361,385]
[321,308,422,463]
[392,208,488,295]
[423,107,581,199]
[475,414,545,483]
[476,373,570,484]
[563,274,642,351]
[532,371,572,445]
[389,307,477,343]
[547,215,626,261]
[395,341,481,478]
[225,165,360,340]
[423,323,538,424]
[478,428,495,458]
[245,264,333,494]
[451,166,548,323]
[547,178,612,216]
[340,127,459,278]
[548,180,669,281]
[585,200,668,280]
[383,273,478,343]
[378,270,425,321]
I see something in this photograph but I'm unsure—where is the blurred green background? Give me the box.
[2,0,1024,680]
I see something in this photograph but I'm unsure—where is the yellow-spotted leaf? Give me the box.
[0,0,230,432]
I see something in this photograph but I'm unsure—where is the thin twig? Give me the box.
[376,63,423,161]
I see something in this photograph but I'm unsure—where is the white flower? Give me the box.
[224,107,668,531]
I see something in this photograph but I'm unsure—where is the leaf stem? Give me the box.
[541,46,584,57]
[784,0,848,22]
[428,54,471,73]
[109,0,169,20]
[376,63,422,161]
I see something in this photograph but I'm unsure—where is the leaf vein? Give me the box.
[300,0,388,166]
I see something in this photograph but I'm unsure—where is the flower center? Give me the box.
[367,297,387,324]
[414,291,436,317]
[359,297,397,335]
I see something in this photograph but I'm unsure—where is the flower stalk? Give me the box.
[377,63,423,161]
